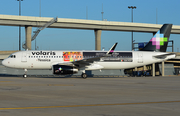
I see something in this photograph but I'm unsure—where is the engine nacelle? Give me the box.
[53,65,78,75]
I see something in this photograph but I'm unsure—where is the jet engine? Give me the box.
[53,65,78,75]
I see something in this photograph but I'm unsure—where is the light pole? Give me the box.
[39,0,41,17]
[35,0,41,50]
[17,0,23,51]
[86,6,88,20]
[101,4,104,21]
[128,6,136,50]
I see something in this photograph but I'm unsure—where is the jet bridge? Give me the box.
[23,17,58,50]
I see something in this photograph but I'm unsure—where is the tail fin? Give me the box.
[141,24,172,52]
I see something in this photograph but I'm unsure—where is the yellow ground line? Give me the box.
[0,100,180,110]
[0,81,11,82]
[0,84,74,86]
[47,84,74,86]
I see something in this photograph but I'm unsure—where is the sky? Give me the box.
[0,0,180,52]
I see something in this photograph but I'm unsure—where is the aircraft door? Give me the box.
[138,53,143,63]
[21,52,27,62]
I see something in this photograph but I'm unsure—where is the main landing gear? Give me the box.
[81,70,87,79]
[81,73,87,79]
[23,69,27,78]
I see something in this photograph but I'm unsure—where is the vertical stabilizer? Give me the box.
[141,24,172,52]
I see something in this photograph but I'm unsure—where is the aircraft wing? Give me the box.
[73,43,118,67]
[72,56,105,67]
[57,43,118,68]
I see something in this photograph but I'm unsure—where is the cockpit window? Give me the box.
[8,55,16,58]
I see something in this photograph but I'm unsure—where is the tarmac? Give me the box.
[0,76,180,116]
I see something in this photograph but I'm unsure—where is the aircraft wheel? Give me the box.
[23,74,27,78]
[81,73,87,79]
[23,69,28,78]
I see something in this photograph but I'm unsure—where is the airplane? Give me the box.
[2,24,175,79]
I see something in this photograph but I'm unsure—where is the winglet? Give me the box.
[106,42,118,55]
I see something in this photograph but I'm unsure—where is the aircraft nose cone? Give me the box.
[2,59,7,67]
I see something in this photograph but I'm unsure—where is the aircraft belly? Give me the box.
[31,62,51,69]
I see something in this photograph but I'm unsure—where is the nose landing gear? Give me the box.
[23,69,27,78]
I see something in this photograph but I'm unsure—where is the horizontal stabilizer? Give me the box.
[153,53,176,59]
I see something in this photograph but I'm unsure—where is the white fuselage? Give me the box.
[2,50,175,71]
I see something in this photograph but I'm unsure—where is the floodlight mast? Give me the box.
[17,0,23,51]
[128,6,136,51]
